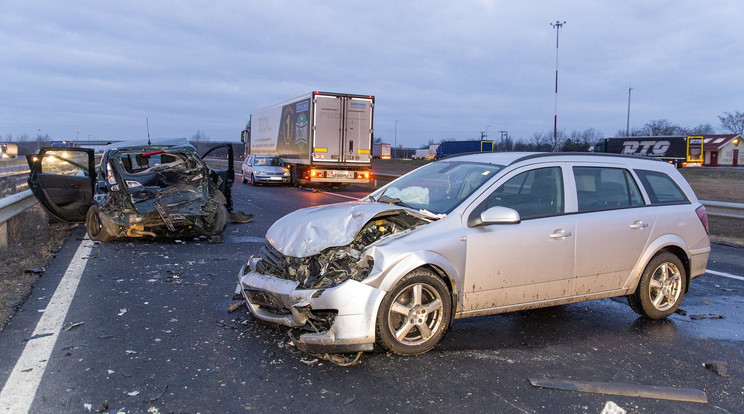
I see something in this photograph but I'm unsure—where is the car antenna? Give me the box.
[146,117,151,145]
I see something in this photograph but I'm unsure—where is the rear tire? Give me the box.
[376,268,451,356]
[86,205,115,242]
[629,252,686,319]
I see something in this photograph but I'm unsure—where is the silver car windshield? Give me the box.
[370,161,503,214]
[255,157,284,167]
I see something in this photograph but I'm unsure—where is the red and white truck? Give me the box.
[242,91,374,186]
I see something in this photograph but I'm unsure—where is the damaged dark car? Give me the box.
[27,139,236,241]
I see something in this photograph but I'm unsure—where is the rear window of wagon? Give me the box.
[635,169,689,205]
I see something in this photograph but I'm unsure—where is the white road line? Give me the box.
[706,269,744,281]
[0,237,94,413]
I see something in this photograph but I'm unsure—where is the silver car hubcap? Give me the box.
[388,283,443,346]
[648,262,682,311]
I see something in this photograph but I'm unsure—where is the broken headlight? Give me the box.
[256,243,373,290]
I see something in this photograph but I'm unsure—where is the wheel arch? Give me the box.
[372,251,461,325]
[628,235,691,294]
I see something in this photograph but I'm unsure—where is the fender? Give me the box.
[623,233,690,293]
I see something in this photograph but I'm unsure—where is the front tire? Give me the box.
[242,172,247,184]
[86,205,115,242]
[629,252,686,319]
[250,173,258,186]
[376,268,452,356]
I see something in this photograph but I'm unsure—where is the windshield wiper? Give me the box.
[376,194,414,209]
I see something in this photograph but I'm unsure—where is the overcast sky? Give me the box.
[1,1,742,148]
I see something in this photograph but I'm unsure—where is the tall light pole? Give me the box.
[394,120,398,158]
[626,87,633,136]
[550,20,566,151]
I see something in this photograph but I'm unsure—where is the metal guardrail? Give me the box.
[700,200,744,219]
[0,190,37,249]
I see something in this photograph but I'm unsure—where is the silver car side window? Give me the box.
[573,167,645,212]
[483,167,564,220]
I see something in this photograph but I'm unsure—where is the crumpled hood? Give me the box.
[266,201,414,257]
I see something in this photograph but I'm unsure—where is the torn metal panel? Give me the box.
[528,378,708,404]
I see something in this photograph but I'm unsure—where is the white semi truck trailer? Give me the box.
[242,91,374,186]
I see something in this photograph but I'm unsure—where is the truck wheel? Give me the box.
[290,167,299,187]
[86,205,116,242]
[629,252,686,319]
[376,268,451,356]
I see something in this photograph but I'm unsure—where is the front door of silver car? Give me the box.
[462,164,575,313]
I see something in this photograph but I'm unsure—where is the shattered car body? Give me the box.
[27,139,235,241]
[238,202,435,353]
[237,152,710,357]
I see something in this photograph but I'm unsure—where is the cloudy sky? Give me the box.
[1,1,742,148]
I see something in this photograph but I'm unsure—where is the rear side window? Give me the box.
[635,169,689,205]
[573,167,645,212]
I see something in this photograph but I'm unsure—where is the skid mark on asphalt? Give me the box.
[0,238,94,413]
[707,269,744,281]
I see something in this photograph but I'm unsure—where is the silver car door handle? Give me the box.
[549,230,572,239]
[630,221,648,230]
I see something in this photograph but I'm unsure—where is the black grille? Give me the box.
[256,242,285,276]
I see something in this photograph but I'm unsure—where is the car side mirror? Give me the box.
[472,206,521,227]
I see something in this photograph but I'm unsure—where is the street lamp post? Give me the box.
[550,20,566,151]
[394,120,398,159]
[626,87,633,136]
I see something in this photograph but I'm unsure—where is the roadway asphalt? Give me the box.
[0,181,742,413]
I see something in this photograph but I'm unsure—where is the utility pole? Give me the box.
[550,20,566,151]
[626,87,633,136]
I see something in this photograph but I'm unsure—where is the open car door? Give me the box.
[26,148,96,223]
[201,144,234,212]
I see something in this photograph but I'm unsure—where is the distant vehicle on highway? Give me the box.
[435,140,493,159]
[0,143,18,159]
[372,143,391,159]
[236,152,710,357]
[594,136,704,167]
[241,154,290,185]
[241,91,373,187]
[27,139,236,241]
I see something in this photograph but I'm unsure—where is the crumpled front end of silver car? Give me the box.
[236,203,433,353]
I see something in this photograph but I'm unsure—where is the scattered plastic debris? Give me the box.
[24,333,53,341]
[216,320,236,329]
[601,401,626,414]
[228,301,245,313]
[64,321,84,331]
[118,308,128,316]
[321,352,363,367]
[689,314,725,320]
[83,403,92,412]
[149,385,168,401]
[300,357,319,366]
[99,334,114,339]
[107,369,115,375]
[125,350,137,355]
[127,390,140,396]
[704,361,731,377]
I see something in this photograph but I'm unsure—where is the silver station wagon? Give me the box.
[236,152,710,357]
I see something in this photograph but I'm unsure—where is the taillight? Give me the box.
[695,205,709,234]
